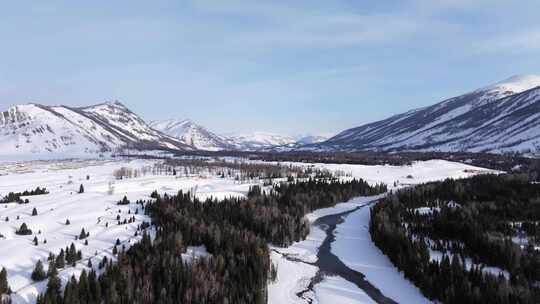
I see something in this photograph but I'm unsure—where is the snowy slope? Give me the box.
[150,119,233,151]
[308,75,540,155]
[0,101,192,159]
[0,159,255,303]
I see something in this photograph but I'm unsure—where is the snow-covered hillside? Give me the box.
[150,119,232,151]
[0,159,256,303]
[0,101,192,160]
[307,74,540,155]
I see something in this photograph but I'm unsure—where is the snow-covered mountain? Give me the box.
[225,132,298,151]
[0,101,192,159]
[150,118,326,151]
[149,119,232,151]
[306,75,540,155]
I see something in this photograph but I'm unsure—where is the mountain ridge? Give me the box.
[0,101,192,159]
[305,74,540,155]
[150,120,328,151]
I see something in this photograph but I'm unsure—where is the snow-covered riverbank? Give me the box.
[332,206,431,303]
[268,159,497,304]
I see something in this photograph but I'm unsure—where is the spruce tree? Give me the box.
[55,250,65,269]
[45,265,62,304]
[88,270,101,303]
[32,208,38,216]
[78,270,90,303]
[0,267,9,295]
[47,259,57,277]
[16,222,32,235]
[31,260,47,281]
[79,228,87,240]
[79,184,84,194]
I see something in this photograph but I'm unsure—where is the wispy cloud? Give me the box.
[188,0,459,49]
[477,29,540,53]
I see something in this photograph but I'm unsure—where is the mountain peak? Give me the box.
[150,118,231,151]
[480,74,540,94]
[81,100,128,111]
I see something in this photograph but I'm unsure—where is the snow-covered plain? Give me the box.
[268,159,497,304]
[287,159,495,187]
[0,159,254,303]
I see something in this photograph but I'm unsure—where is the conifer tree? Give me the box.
[79,228,87,240]
[0,267,10,295]
[31,260,47,281]
[55,250,65,269]
[45,264,62,304]
[15,222,32,235]
[47,259,57,278]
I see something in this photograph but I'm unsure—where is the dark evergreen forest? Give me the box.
[370,174,540,304]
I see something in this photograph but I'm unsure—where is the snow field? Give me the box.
[0,159,255,303]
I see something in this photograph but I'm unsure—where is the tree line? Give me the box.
[0,187,48,204]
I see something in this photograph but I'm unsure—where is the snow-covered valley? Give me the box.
[265,160,497,304]
[0,158,498,303]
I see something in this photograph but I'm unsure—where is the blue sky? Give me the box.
[1,0,540,136]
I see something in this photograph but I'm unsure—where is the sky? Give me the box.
[1,0,540,136]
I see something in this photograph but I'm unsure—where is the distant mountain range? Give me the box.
[150,119,328,151]
[0,101,327,158]
[304,75,540,156]
[3,74,540,159]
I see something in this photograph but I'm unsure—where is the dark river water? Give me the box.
[296,201,397,304]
